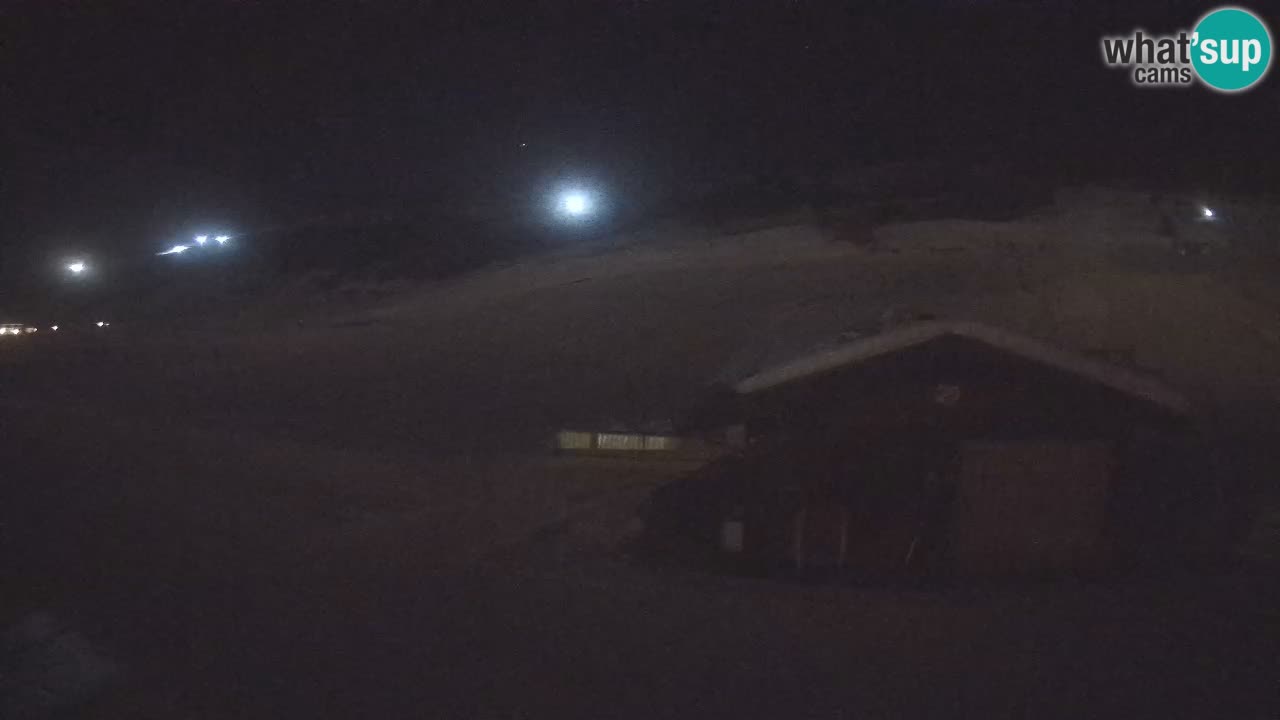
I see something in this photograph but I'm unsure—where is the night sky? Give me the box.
[3,1,1277,269]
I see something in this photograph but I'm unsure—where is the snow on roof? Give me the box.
[734,320,1191,414]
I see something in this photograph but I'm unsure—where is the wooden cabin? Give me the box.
[649,322,1205,579]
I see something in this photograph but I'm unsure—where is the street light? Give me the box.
[560,191,591,217]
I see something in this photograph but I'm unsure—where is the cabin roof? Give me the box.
[734,321,1191,415]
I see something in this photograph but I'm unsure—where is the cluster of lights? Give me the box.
[59,185,609,287]
[60,185,602,282]
[157,234,232,256]
[53,226,238,331]
[0,323,104,334]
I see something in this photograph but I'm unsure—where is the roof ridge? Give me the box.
[734,321,1190,414]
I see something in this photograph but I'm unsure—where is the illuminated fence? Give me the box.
[556,430,683,454]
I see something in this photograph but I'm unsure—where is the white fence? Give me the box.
[556,430,683,453]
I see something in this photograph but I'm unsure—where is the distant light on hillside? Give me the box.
[559,190,592,217]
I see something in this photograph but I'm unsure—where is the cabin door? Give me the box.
[952,442,1112,574]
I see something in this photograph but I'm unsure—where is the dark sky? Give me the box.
[3,0,1277,266]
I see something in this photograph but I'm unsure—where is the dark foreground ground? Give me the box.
[3,397,1278,719]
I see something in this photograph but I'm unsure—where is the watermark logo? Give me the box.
[1192,7,1272,91]
[1101,6,1272,92]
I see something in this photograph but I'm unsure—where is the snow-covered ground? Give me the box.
[8,187,1280,453]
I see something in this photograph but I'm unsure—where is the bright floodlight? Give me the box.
[158,244,189,256]
[1202,206,1215,219]
[67,261,86,274]
[561,191,591,216]
[195,235,209,245]
[214,235,231,244]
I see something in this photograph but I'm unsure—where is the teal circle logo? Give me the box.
[1192,7,1272,92]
